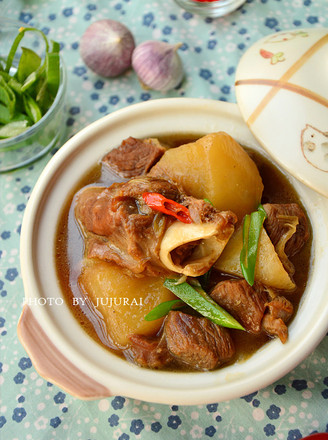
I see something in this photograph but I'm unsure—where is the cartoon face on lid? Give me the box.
[301,124,328,172]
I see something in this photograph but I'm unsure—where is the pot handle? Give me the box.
[17,305,111,400]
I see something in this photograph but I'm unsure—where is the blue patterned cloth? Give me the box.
[1,0,328,439]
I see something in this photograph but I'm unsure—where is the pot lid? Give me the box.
[235,28,328,197]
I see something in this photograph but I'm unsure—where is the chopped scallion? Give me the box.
[0,26,60,138]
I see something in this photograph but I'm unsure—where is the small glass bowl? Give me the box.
[174,0,246,17]
[0,18,67,172]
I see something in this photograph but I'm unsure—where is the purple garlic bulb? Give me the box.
[80,19,135,77]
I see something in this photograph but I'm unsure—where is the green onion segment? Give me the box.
[144,299,184,321]
[0,26,60,139]
[203,198,214,206]
[240,204,267,286]
[163,278,244,330]
[198,268,212,291]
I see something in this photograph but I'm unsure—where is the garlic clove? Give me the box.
[132,41,184,92]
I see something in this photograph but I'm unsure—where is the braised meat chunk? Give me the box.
[210,279,293,343]
[184,196,235,225]
[75,177,179,237]
[210,279,268,334]
[102,137,166,178]
[75,176,237,277]
[164,311,235,370]
[128,334,172,369]
[263,203,309,257]
[128,311,235,371]
[75,176,178,276]
[262,296,293,343]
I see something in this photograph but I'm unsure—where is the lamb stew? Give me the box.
[55,133,312,372]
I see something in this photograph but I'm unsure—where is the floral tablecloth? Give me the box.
[1,0,328,439]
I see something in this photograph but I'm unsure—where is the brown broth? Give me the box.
[55,134,312,370]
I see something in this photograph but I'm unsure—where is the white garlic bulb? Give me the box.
[132,41,184,92]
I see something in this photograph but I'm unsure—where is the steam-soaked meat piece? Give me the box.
[102,137,166,178]
[75,177,178,276]
[210,279,268,333]
[262,296,293,343]
[75,176,237,277]
[263,203,309,257]
[164,311,235,370]
[128,334,172,369]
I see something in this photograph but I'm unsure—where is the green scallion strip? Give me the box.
[5,26,49,73]
[198,268,212,291]
[0,76,16,116]
[0,26,60,139]
[240,204,267,286]
[0,120,29,138]
[23,94,42,124]
[0,103,11,124]
[163,278,244,330]
[46,51,60,96]
[17,47,41,83]
[7,77,23,94]
[144,299,184,321]
[0,86,11,111]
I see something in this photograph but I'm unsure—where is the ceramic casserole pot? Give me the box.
[18,97,328,405]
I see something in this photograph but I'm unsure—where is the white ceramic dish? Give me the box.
[18,98,328,405]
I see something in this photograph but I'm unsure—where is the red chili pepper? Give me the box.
[142,192,192,224]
